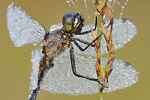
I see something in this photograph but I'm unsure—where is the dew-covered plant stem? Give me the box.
[92,0,117,100]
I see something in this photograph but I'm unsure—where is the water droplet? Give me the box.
[84,0,87,8]
[113,2,115,5]
[33,44,37,46]
[117,2,120,5]
[66,0,70,3]
[103,14,105,20]
[109,0,112,2]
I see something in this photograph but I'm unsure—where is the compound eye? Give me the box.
[62,13,75,31]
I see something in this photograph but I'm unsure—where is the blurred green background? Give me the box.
[0,0,149,100]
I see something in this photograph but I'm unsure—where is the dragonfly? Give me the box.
[7,2,139,100]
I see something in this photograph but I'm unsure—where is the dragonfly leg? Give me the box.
[74,38,95,47]
[70,43,108,88]
[29,56,54,100]
[69,44,99,83]
[73,33,103,51]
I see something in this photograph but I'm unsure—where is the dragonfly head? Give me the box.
[62,12,85,34]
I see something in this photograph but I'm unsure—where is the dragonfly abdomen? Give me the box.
[29,55,54,100]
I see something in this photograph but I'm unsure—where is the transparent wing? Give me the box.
[49,18,137,56]
[43,49,138,95]
[7,2,46,47]
[29,48,138,95]
[29,47,44,91]
[49,18,137,57]
[73,18,137,56]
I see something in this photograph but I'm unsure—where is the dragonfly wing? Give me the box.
[106,18,137,53]
[41,49,98,95]
[34,50,139,95]
[29,47,44,91]
[7,2,46,47]
[103,59,139,93]
[50,19,137,57]
[74,18,137,56]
